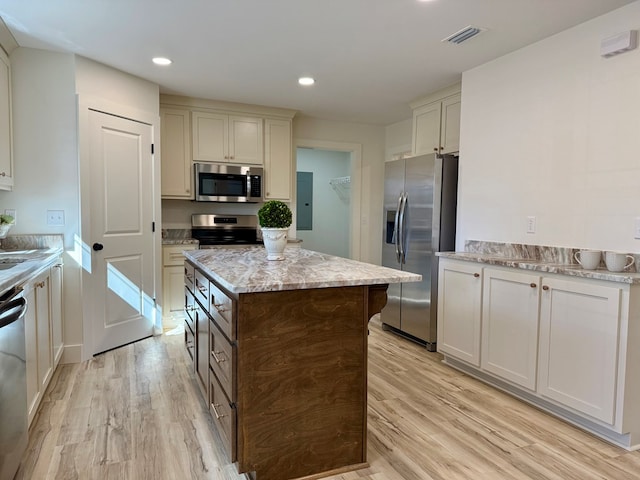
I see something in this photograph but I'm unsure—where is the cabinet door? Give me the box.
[481,268,540,390]
[437,260,482,366]
[229,115,263,165]
[160,108,192,198]
[24,286,38,426]
[538,277,621,424]
[192,111,228,162]
[0,48,12,190]
[35,272,52,395]
[51,260,64,367]
[163,265,186,315]
[412,101,441,156]
[440,94,461,154]
[264,118,292,200]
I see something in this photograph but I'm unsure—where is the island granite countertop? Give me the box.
[185,246,421,294]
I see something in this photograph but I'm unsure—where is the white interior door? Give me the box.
[89,109,154,355]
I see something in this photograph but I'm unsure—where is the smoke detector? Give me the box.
[442,25,485,45]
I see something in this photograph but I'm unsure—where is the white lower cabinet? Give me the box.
[437,258,640,449]
[51,259,64,367]
[437,260,482,366]
[481,268,540,390]
[25,268,53,426]
[163,245,198,325]
[24,259,64,426]
[538,277,621,424]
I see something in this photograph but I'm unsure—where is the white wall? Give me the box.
[9,47,82,361]
[296,148,351,257]
[385,118,412,159]
[293,115,386,264]
[458,1,640,253]
[9,48,78,247]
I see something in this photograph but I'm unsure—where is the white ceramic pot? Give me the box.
[261,227,288,261]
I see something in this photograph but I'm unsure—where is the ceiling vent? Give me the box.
[442,25,485,45]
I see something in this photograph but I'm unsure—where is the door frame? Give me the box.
[77,94,161,360]
[294,139,362,261]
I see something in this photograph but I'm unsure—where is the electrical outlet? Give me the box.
[4,209,15,224]
[526,216,536,234]
[635,217,640,239]
[47,210,65,226]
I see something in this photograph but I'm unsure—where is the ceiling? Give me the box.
[0,0,635,125]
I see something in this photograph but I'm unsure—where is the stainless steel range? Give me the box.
[191,214,262,248]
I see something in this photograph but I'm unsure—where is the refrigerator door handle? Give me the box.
[393,194,402,263]
[398,193,408,264]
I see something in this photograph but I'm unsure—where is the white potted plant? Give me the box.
[258,200,292,260]
[0,213,14,239]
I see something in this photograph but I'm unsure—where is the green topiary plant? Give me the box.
[258,200,292,229]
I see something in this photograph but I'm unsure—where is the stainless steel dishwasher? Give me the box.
[0,287,28,480]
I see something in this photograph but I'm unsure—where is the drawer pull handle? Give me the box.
[211,351,225,363]
[530,283,537,288]
[197,285,207,293]
[185,305,195,311]
[542,285,550,291]
[473,273,480,278]
[211,403,225,419]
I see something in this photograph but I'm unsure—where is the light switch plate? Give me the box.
[634,217,640,239]
[47,210,65,226]
[526,216,536,234]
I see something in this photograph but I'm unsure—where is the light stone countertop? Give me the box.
[0,247,64,294]
[185,246,421,294]
[437,251,640,284]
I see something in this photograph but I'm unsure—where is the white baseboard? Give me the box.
[61,344,82,364]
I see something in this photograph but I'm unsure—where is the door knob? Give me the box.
[92,243,104,251]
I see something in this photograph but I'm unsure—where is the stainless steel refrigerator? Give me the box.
[381,153,458,351]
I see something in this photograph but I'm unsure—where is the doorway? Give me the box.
[296,147,351,258]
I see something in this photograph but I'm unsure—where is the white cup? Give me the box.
[574,250,601,270]
[604,251,635,272]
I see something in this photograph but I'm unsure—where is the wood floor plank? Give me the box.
[17,316,640,480]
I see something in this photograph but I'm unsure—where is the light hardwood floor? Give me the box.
[17,318,640,480]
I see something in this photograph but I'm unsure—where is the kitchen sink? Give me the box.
[0,258,26,270]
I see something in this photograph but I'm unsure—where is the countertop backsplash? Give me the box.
[461,240,638,273]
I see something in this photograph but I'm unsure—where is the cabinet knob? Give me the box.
[433,147,439,152]
[542,285,550,291]
[473,273,480,278]
[530,283,537,288]
[0,172,6,177]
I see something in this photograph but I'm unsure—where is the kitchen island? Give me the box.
[183,247,420,480]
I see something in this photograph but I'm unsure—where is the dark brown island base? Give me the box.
[183,246,420,480]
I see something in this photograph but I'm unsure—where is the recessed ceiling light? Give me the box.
[152,57,172,66]
[298,77,315,86]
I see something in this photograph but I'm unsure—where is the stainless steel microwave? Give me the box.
[194,163,263,203]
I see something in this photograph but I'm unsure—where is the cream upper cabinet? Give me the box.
[160,108,192,199]
[192,111,263,165]
[264,118,292,201]
[481,268,541,391]
[411,86,461,156]
[0,47,13,190]
[437,259,483,366]
[538,277,622,424]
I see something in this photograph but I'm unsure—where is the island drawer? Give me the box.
[184,262,195,292]
[184,319,195,363]
[210,318,235,401]
[184,286,195,333]
[209,282,235,340]
[210,368,236,462]
[194,269,209,307]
